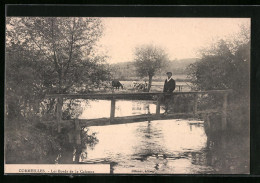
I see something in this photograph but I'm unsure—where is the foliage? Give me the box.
[6,17,110,92]
[5,17,110,163]
[6,17,111,118]
[110,58,196,81]
[81,129,99,150]
[187,28,250,97]
[134,44,168,91]
[62,99,83,120]
[187,25,250,133]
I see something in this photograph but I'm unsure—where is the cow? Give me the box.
[112,80,124,90]
[133,81,148,91]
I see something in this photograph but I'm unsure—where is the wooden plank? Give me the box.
[46,109,220,128]
[156,95,161,115]
[56,97,63,133]
[94,113,195,126]
[68,119,81,145]
[110,98,116,123]
[75,119,81,131]
[75,119,81,144]
[193,93,198,115]
[58,111,220,128]
[45,90,233,100]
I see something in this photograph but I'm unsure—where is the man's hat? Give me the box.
[166,72,172,75]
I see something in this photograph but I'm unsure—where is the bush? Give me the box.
[187,28,250,134]
[5,118,61,163]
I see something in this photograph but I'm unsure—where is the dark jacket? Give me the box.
[163,78,176,93]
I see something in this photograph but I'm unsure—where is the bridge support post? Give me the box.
[110,98,116,123]
[68,119,81,145]
[222,93,228,130]
[74,119,81,145]
[156,95,161,116]
[56,97,63,133]
[193,94,198,116]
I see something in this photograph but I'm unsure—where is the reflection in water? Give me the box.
[79,100,163,119]
[80,119,212,174]
[202,132,249,174]
[63,99,249,174]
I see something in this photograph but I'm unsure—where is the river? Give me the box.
[63,99,249,174]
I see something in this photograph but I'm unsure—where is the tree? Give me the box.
[187,38,250,96]
[134,45,168,91]
[6,17,110,95]
[5,17,108,163]
[187,25,250,133]
[6,17,111,119]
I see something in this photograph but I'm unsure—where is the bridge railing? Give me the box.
[151,84,189,92]
[45,90,232,132]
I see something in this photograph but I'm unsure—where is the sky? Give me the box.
[95,18,250,64]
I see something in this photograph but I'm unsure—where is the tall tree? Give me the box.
[134,45,168,91]
[187,36,250,96]
[187,24,250,133]
[6,17,110,94]
[5,17,110,163]
[5,17,111,119]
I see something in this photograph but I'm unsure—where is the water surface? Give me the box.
[83,119,211,174]
[70,99,249,174]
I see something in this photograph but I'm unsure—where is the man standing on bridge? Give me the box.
[163,72,176,114]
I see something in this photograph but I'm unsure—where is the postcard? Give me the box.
[4,6,250,175]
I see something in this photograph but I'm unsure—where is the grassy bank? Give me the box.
[5,115,98,164]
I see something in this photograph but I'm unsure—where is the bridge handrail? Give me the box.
[45,89,232,99]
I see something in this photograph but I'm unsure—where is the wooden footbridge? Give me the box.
[45,90,231,138]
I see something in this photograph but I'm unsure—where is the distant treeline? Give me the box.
[110,58,198,81]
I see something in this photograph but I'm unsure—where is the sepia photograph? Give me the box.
[5,16,250,174]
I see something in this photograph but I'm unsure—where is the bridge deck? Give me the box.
[49,110,219,128]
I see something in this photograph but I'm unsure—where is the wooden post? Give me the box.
[56,97,63,133]
[74,119,81,145]
[206,114,210,128]
[75,119,80,131]
[110,98,116,123]
[68,132,73,144]
[222,93,228,130]
[193,93,198,115]
[156,95,161,115]
[68,119,81,145]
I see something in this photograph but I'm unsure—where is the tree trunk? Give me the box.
[58,69,64,94]
[148,75,153,92]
